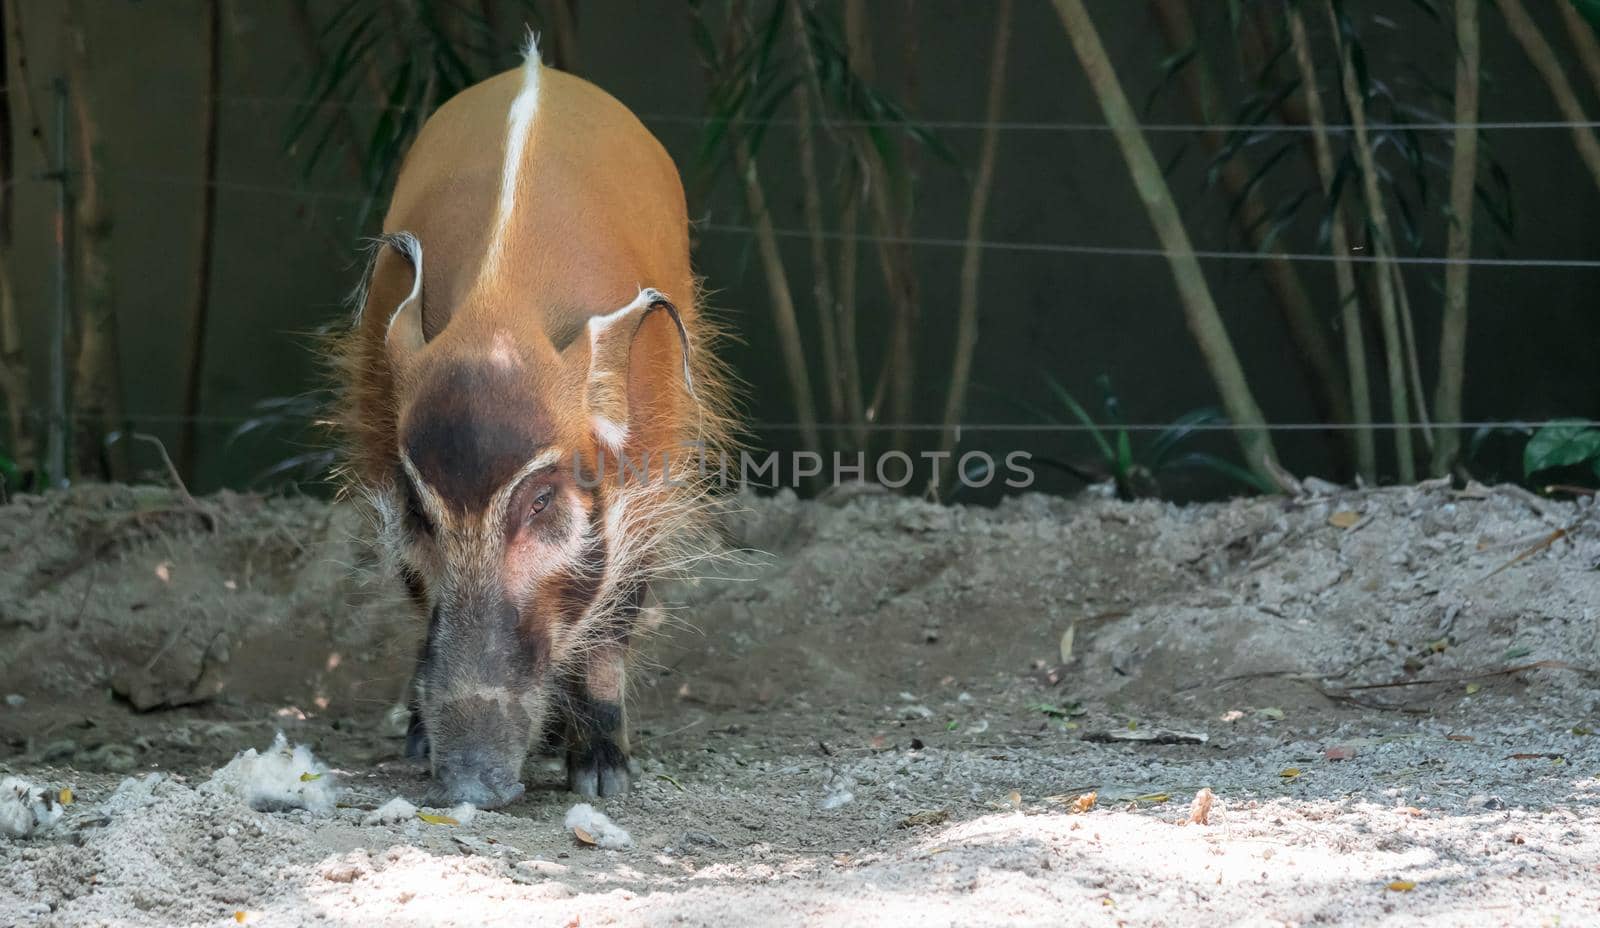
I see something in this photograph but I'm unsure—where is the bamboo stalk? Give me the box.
[2,0,45,163]
[836,179,866,448]
[179,0,222,482]
[933,0,1011,495]
[1152,0,1352,437]
[0,0,44,474]
[0,264,30,472]
[1433,0,1480,476]
[1558,0,1600,103]
[65,0,129,480]
[1285,3,1374,482]
[1325,0,1416,483]
[1391,260,1434,457]
[787,0,844,430]
[1497,0,1600,191]
[731,139,822,455]
[845,0,918,450]
[1051,0,1280,483]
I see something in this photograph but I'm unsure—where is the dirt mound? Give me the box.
[3,481,1599,926]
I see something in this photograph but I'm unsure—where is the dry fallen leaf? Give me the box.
[1329,510,1362,529]
[572,826,597,846]
[417,812,459,826]
[58,788,74,806]
[1187,788,1214,825]
[1465,683,1481,695]
[1059,623,1076,664]
[1446,733,1475,742]
[1324,746,1356,762]
[1072,791,1097,814]
[1258,707,1285,721]
[1006,790,1022,810]
[1133,792,1170,804]
[299,772,323,782]
[234,912,247,924]
[1279,767,1301,780]
[1386,880,1416,892]
[1398,806,1424,818]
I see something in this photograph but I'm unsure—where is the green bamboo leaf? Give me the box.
[1148,408,1226,470]
[1041,375,1115,467]
[1255,189,1311,254]
[1223,140,1298,227]
[1168,452,1274,495]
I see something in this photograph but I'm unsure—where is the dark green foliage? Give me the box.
[687,0,956,212]
[1158,1,1514,260]
[287,0,544,231]
[1012,373,1273,500]
[1523,419,1600,483]
[228,391,338,488]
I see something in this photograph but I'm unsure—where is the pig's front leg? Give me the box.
[562,636,632,798]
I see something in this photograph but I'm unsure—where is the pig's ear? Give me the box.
[368,231,425,361]
[583,288,694,450]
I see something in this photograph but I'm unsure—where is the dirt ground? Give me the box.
[3,479,1600,926]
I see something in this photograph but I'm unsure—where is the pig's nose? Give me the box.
[428,750,526,809]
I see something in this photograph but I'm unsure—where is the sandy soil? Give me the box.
[2,480,1599,926]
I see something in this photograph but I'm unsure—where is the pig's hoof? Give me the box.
[567,740,631,798]
[404,711,430,761]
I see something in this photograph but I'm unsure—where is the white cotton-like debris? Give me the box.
[564,802,633,849]
[448,803,477,826]
[819,770,856,811]
[362,796,418,826]
[206,732,336,815]
[819,788,855,811]
[1,776,65,838]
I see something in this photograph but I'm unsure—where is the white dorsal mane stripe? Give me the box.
[483,40,543,284]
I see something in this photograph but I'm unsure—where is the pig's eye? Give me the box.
[526,486,555,521]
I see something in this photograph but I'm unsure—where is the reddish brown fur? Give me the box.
[326,52,737,803]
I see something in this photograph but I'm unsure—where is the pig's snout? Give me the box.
[427,747,527,809]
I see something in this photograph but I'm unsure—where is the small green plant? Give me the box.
[1026,374,1273,500]
[1522,419,1600,486]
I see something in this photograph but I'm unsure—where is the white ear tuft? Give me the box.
[383,232,425,356]
[583,288,694,449]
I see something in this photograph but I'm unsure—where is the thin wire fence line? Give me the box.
[1,410,1571,432]
[59,171,1600,270]
[694,223,1600,269]
[201,93,1600,133]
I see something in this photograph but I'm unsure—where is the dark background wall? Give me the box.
[5,0,1597,494]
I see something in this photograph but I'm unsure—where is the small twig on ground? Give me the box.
[1330,660,1595,694]
[1478,527,1570,581]
[1477,502,1596,581]
[114,431,215,525]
